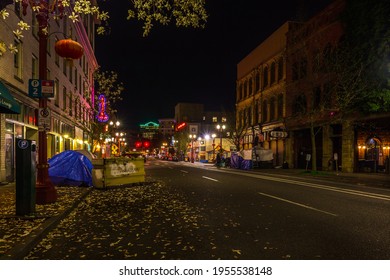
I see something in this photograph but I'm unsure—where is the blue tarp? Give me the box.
[230,153,252,170]
[48,150,93,186]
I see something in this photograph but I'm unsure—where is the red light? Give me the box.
[135,141,142,148]
[143,141,150,148]
[176,122,186,131]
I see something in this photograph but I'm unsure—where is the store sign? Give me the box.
[270,130,288,138]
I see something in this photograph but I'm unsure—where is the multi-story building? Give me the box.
[236,22,298,166]
[0,2,98,182]
[285,0,345,170]
[174,102,231,162]
[237,0,390,173]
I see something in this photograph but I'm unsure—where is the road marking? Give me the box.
[202,176,219,182]
[244,173,390,202]
[180,170,189,173]
[258,192,338,217]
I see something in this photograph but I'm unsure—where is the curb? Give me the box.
[0,187,93,260]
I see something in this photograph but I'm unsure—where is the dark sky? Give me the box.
[95,0,332,130]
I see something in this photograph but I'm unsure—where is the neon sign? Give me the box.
[176,122,186,131]
[96,94,109,122]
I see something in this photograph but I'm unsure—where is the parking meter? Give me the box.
[15,139,37,215]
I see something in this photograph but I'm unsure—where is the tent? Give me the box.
[48,150,93,186]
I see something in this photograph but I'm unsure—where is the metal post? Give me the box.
[36,12,57,204]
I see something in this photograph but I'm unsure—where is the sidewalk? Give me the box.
[0,165,389,259]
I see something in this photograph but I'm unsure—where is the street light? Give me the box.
[189,134,196,163]
[216,124,226,155]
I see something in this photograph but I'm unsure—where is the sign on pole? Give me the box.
[28,79,54,98]
[38,107,51,131]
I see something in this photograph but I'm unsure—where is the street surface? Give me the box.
[25,160,390,259]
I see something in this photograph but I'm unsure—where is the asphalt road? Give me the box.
[24,160,390,260]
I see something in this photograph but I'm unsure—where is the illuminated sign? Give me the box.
[176,122,186,131]
[96,94,109,122]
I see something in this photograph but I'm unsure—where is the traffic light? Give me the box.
[135,141,142,148]
[143,141,150,148]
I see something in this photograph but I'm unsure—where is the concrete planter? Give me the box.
[92,157,145,188]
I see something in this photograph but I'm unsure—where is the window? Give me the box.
[255,72,260,92]
[54,79,59,107]
[31,12,38,38]
[63,59,67,76]
[14,1,22,17]
[55,37,60,65]
[278,57,283,81]
[263,67,268,88]
[63,17,68,36]
[270,97,276,120]
[270,62,276,84]
[249,78,252,95]
[13,40,22,79]
[293,94,307,115]
[222,117,227,123]
[32,55,38,79]
[277,94,284,119]
[63,86,67,111]
[69,94,73,116]
[313,87,321,109]
[292,62,299,81]
[69,64,73,82]
[262,100,268,123]
[75,69,78,90]
[212,117,217,123]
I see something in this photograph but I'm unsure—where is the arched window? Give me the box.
[270,62,276,84]
[263,66,269,88]
[278,57,284,81]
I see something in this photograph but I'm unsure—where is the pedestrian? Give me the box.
[216,152,222,168]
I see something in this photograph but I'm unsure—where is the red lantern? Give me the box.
[54,38,84,60]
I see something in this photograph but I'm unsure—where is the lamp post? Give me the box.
[109,120,120,156]
[211,133,216,161]
[189,134,196,163]
[216,124,226,155]
[35,1,68,204]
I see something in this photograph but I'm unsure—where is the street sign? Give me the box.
[41,80,54,98]
[28,79,54,98]
[38,107,51,131]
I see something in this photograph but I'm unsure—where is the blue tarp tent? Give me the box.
[48,150,93,186]
[230,153,252,170]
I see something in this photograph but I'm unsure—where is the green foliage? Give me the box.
[93,69,124,115]
[127,0,208,36]
[341,0,390,112]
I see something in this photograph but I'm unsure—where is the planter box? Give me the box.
[92,157,145,188]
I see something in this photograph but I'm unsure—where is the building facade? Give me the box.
[236,22,297,166]
[0,2,98,182]
[237,0,390,173]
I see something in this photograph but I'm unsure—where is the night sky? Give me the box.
[95,0,333,131]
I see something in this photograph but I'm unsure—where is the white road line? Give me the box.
[202,176,219,182]
[246,173,390,202]
[258,192,338,217]
[180,170,189,173]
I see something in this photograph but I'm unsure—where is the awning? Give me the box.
[0,81,20,114]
